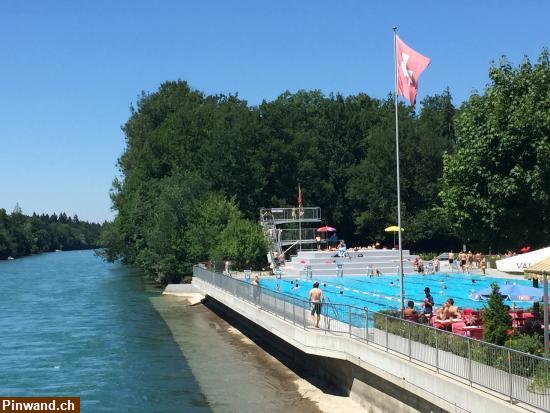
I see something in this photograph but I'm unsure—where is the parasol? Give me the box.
[384,226,404,247]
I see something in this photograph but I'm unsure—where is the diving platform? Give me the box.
[260,207,321,225]
[260,207,322,263]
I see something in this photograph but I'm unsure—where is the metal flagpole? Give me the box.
[298,183,302,251]
[393,27,405,312]
[543,271,548,354]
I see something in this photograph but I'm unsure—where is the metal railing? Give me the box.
[279,228,318,244]
[193,265,550,411]
[260,207,321,223]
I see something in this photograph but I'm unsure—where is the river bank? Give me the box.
[153,295,366,413]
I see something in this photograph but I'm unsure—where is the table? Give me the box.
[509,312,534,328]
[432,318,463,330]
[458,325,484,339]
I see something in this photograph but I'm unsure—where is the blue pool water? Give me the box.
[258,273,535,312]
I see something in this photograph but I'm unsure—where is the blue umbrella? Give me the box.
[471,284,543,302]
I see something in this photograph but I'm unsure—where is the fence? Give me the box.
[260,207,321,223]
[193,265,550,411]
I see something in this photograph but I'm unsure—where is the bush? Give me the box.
[212,217,268,270]
[482,283,512,346]
[506,333,544,356]
[529,362,550,394]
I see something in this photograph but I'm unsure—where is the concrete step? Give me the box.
[290,257,416,265]
[283,265,415,277]
[285,262,413,270]
[289,249,412,259]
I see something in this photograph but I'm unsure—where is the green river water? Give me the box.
[0,250,324,413]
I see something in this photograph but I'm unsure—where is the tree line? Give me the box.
[0,205,103,259]
[100,50,550,284]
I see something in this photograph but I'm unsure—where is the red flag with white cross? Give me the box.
[396,35,431,107]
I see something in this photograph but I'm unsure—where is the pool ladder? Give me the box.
[324,296,339,330]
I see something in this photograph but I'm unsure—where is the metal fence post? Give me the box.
[468,339,472,385]
[385,317,389,351]
[293,299,296,325]
[408,321,412,360]
[303,302,307,330]
[435,331,439,372]
[283,297,286,320]
[348,306,352,337]
[508,350,513,403]
[365,308,369,341]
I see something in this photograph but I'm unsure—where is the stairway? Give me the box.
[283,249,417,277]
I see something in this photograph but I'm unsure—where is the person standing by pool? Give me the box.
[448,251,454,272]
[252,275,261,303]
[417,257,424,274]
[433,256,440,273]
[422,287,434,318]
[329,233,338,248]
[308,281,324,328]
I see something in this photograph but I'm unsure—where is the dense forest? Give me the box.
[100,50,550,284]
[0,205,103,259]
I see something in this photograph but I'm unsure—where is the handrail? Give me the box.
[324,296,339,329]
[282,241,299,256]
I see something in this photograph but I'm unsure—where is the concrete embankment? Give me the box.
[192,277,544,413]
[156,289,366,413]
[162,283,204,305]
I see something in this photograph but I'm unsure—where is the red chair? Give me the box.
[470,310,482,326]
[469,327,484,340]
[452,322,468,336]
[404,314,420,323]
[512,310,526,328]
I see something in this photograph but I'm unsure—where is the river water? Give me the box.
[0,250,334,413]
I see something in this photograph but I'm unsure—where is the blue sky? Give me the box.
[0,1,548,223]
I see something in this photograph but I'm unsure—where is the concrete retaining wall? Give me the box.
[193,277,541,413]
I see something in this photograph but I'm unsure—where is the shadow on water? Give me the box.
[152,296,328,413]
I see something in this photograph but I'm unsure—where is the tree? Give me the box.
[102,80,469,281]
[482,283,512,346]
[213,217,268,270]
[440,50,550,250]
[183,194,241,265]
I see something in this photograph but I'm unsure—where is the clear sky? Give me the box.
[0,1,548,223]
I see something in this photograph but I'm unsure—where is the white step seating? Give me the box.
[282,249,418,277]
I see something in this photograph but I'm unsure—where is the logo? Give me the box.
[401,53,414,85]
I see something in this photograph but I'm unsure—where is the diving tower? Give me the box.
[260,207,322,263]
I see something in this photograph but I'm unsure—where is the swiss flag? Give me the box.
[396,35,431,107]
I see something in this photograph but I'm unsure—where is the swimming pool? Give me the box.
[257,273,535,312]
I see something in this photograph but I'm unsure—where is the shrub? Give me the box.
[506,333,544,356]
[482,283,512,346]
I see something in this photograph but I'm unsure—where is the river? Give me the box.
[0,250,360,412]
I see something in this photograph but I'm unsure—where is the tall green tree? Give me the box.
[440,50,550,249]
[482,283,512,346]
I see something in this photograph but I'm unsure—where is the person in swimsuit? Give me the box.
[459,251,467,273]
[309,281,324,328]
[422,287,434,318]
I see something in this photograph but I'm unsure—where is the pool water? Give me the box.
[258,273,534,313]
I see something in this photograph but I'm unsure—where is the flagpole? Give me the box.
[393,27,405,312]
[298,183,302,252]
